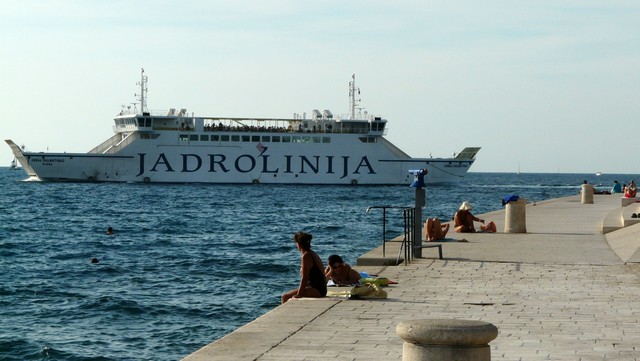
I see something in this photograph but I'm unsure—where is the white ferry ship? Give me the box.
[5,70,479,185]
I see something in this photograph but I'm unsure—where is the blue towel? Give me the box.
[503,194,519,205]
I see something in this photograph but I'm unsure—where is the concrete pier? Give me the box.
[183,194,640,360]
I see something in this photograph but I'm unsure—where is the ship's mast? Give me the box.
[349,74,360,119]
[136,68,148,113]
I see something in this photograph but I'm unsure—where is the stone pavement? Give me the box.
[183,194,640,361]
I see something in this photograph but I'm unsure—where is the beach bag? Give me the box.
[350,283,387,299]
[480,221,496,233]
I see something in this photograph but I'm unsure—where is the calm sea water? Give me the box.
[1,169,636,360]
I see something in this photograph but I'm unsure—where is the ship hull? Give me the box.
[9,133,475,185]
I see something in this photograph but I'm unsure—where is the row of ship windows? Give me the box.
[178,134,332,144]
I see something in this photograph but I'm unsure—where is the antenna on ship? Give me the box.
[349,74,361,119]
[135,68,148,114]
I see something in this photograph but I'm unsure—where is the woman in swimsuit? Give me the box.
[281,231,327,304]
[453,201,484,233]
[626,180,638,198]
[325,254,361,286]
[425,218,450,241]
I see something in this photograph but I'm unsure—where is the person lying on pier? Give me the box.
[424,218,450,241]
[453,202,484,233]
[281,232,327,304]
[325,255,361,286]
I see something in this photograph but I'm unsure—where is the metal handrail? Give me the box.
[400,208,416,265]
[366,205,413,259]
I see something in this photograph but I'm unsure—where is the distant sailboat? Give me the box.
[517,162,521,175]
[596,171,603,176]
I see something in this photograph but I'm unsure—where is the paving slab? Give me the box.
[183,194,640,361]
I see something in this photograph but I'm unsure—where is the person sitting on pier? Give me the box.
[582,180,610,195]
[625,180,637,198]
[281,232,327,304]
[325,255,361,286]
[424,218,450,241]
[612,180,622,194]
[453,202,484,233]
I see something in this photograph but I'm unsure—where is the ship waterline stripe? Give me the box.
[25,153,135,159]
[22,154,473,164]
[378,159,474,164]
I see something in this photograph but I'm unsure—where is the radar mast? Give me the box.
[135,68,148,113]
[349,74,360,119]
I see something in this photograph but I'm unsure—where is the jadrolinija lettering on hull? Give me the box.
[137,152,375,179]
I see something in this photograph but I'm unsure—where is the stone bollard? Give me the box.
[504,198,526,233]
[396,319,498,361]
[581,184,594,204]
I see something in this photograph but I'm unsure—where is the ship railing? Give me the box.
[366,206,416,265]
[88,134,121,154]
[111,132,136,152]
[199,125,374,135]
[88,132,135,154]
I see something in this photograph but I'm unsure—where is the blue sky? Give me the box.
[2,1,639,173]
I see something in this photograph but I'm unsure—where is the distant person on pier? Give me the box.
[325,255,361,286]
[424,218,450,241]
[612,180,622,194]
[281,232,327,304]
[625,180,638,198]
[453,202,484,233]
[582,180,610,195]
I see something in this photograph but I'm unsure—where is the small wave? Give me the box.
[0,338,34,361]
[80,296,145,316]
[0,286,17,297]
[49,250,94,261]
[0,250,17,257]
[37,345,76,360]
[94,264,126,275]
[0,338,114,361]
[39,344,115,361]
